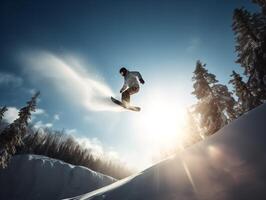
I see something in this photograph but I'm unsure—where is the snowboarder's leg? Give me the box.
[121,86,139,106]
[122,90,130,105]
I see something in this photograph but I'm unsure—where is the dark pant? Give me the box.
[122,86,139,103]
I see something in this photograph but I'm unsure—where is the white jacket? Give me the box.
[121,71,143,92]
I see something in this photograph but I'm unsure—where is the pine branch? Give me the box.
[0,106,8,121]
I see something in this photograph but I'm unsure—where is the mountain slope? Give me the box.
[67,103,266,200]
[0,154,116,200]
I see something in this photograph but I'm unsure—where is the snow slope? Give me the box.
[67,104,266,200]
[0,154,116,200]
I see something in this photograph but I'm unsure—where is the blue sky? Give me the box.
[0,0,258,169]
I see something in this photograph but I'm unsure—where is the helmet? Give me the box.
[119,67,128,76]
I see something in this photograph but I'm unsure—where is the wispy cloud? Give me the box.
[33,120,53,129]
[0,72,23,87]
[22,50,121,112]
[31,108,46,122]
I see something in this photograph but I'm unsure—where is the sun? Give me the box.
[135,94,188,151]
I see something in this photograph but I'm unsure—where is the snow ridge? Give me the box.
[68,104,266,200]
[0,154,116,200]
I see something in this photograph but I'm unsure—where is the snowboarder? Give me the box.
[119,67,145,105]
[111,67,145,111]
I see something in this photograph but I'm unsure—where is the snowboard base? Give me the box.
[111,97,141,112]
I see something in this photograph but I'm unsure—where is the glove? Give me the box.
[140,78,145,84]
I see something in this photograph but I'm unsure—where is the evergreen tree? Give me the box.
[233,8,259,74]
[212,84,237,121]
[192,61,227,136]
[192,61,217,99]
[252,0,266,15]
[0,92,40,168]
[233,8,266,101]
[0,106,7,122]
[229,71,261,114]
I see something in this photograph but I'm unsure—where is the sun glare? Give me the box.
[135,94,188,152]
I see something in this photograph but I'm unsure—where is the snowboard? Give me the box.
[111,97,141,112]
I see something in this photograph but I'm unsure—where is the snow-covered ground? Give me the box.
[67,104,266,200]
[0,154,116,200]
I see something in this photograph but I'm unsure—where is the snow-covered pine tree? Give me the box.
[233,8,259,74]
[252,0,266,15]
[0,106,7,122]
[233,7,266,101]
[192,61,227,136]
[212,84,237,121]
[0,92,40,168]
[229,70,261,114]
[249,12,266,101]
[192,61,217,99]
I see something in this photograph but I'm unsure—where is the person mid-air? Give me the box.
[111,67,145,112]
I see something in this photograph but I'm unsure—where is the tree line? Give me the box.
[0,93,131,179]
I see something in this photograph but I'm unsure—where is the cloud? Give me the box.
[65,128,77,134]
[33,108,46,115]
[63,129,121,160]
[22,50,121,112]
[3,107,19,123]
[75,137,104,157]
[54,114,60,121]
[0,72,23,87]
[30,108,46,122]
[33,120,53,129]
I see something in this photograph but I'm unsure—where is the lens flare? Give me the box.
[135,94,187,153]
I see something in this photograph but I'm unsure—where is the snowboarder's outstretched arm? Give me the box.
[132,71,145,84]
